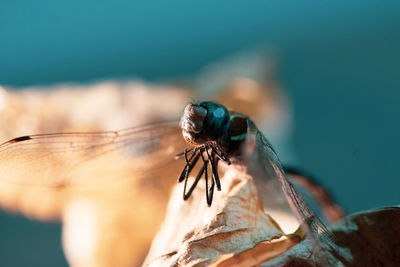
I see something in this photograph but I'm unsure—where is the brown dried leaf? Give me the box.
[210,234,301,267]
[331,206,400,267]
[144,168,295,267]
[146,182,400,266]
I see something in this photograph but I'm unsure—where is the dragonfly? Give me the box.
[0,100,345,265]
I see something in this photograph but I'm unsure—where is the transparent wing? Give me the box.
[0,121,188,189]
[243,119,340,265]
[283,166,345,223]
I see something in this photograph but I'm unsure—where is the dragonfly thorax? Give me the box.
[180,101,230,146]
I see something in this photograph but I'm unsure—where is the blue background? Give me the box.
[1,1,399,266]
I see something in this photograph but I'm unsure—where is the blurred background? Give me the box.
[0,1,399,266]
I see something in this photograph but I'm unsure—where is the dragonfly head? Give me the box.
[181,101,230,146]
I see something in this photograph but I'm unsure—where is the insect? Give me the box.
[0,100,345,265]
[175,101,235,206]
[175,101,344,221]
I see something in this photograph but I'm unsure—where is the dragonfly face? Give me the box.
[180,101,230,146]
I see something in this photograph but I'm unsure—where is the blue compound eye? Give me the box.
[199,101,230,141]
[212,107,226,119]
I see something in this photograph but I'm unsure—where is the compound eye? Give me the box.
[197,101,230,140]
[212,107,228,120]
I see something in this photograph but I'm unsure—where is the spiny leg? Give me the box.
[184,149,190,164]
[202,146,215,206]
[174,147,195,160]
[177,144,226,205]
[178,150,197,182]
[178,148,200,183]
[205,165,215,206]
[183,162,205,200]
[210,143,231,165]
[206,147,221,191]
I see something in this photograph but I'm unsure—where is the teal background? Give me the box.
[1,1,399,266]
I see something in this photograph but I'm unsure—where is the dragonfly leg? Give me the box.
[201,147,215,206]
[178,148,200,183]
[205,168,215,206]
[206,147,221,191]
[210,143,231,165]
[174,147,195,160]
[183,152,205,200]
[184,149,189,164]
[177,144,224,205]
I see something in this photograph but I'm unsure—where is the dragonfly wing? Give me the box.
[242,119,341,265]
[0,122,188,189]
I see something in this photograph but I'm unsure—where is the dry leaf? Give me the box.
[144,168,299,267]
